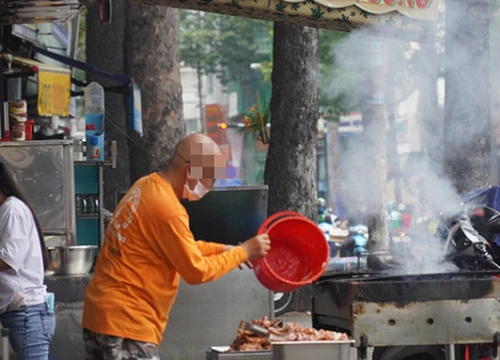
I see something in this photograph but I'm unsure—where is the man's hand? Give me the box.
[241,234,271,261]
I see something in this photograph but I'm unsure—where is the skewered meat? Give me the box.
[228,321,272,351]
[227,316,349,352]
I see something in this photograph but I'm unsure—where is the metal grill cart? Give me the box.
[312,271,500,360]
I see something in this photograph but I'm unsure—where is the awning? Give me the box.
[5,49,143,135]
[313,0,438,21]
[129,0,438,41]
[0,0,86,24]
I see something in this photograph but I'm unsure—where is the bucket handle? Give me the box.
[258,211,307,234]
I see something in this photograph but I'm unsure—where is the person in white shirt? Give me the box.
[0,162,55,359]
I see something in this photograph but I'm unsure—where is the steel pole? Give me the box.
[445,344,455,360]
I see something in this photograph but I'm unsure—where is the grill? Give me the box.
[312,270,500,357]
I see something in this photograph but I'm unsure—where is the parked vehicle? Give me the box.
[273,291,295,317]
[339,224,369,257]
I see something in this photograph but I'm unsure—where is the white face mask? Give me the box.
[183,180,210,201]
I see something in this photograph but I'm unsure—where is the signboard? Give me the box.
[205,104,223,143]
[339,112,364,135]
[37,70,71,117]
[204,104,233,160]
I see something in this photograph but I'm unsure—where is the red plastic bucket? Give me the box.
[252,211,330,292]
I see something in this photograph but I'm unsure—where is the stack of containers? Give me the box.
[8,100,27,141]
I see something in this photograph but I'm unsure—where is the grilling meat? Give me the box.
[228,316,349,352]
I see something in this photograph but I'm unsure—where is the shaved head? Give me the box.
[160,133,228,198]
[168,133,226,179]
[176,133,222,161]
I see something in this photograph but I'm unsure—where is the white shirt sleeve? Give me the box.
[0,209,31,273]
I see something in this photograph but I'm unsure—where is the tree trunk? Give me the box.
[444,0,492,193]
[326,120,340,211]
[86,0,130,209]
[264,22,318,221]
[197,64,205,133]
[196,11,205,133]
[264,23,318,313]
[418,42,442,173]
[416,35,442,216]
[387,109,402,205]
[124,4,185,181]
[361,40,388,252]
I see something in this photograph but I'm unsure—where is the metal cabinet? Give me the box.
[74,162,105,250]
[0,140,76,244]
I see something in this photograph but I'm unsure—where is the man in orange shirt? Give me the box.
[82,133,271,360]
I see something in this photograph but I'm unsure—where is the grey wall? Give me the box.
[49,270,271,360]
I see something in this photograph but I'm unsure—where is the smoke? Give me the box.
[324,1,494,274]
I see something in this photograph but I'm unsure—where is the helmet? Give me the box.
[317,198,326,215]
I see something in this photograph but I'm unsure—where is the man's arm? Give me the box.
[153,214,248,285]
[195,240,225,256]
[196,241,238,256]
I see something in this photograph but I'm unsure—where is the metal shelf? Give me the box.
[76,214,99,219]
[74,160,113,167]
[74,140,117,169]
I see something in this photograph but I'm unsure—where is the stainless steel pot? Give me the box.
[47,245,97,275]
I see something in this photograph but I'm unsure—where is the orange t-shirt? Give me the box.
[82,173,248,345]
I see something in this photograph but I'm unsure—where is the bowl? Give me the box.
[44,235,67,247]
[47,245,97,275]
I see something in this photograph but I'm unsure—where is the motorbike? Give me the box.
[339,224,369,258]
[273,290,295,317]
[373,188,500,360]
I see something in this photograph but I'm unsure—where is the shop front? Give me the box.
[0,0,440,359]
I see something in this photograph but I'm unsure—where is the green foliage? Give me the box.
[256,28,356,120]
[318,29,346,65]
[258,60,273,82]
[240,96,270,143]
[73,9,87,117]
[74,9,87,85]
[178,11,360,119]
[178,11,219,75]
[179,10,272,84]
[77,8,87,62]
[218,16,272,82]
